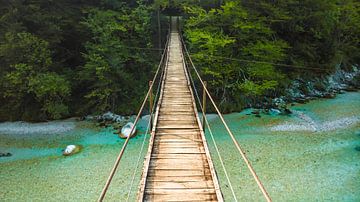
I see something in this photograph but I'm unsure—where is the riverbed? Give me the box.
[0,92,359,201]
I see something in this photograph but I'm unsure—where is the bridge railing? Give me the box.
[179,33,272,202]
[97,28,171,202]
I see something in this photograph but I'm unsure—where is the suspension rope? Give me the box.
[98,35,170,202]
[181,35,272,202]
[185,58,238,201]
[125,56,166,201]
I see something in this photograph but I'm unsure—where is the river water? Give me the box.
[0,92,359,201]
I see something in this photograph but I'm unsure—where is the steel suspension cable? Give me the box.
[184,58,238,201]
[125,57,166,201]
[98,36,170,202]
[181,35,272,202]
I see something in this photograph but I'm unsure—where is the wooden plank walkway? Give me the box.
[138,28,223,201]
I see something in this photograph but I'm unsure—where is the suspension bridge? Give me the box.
[98,18,271,202]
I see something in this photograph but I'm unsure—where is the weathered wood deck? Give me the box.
[137,29,223,201]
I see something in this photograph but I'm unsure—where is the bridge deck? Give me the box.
[138,31,223,201]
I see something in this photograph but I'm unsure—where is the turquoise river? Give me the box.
[0,92,359,201]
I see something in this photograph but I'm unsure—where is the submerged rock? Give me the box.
[322,93,336,99]
[269,108,281,115]
[0,152,12,157]
[251,109,260,115]
[62,145,82,156]
[141,115,151,121]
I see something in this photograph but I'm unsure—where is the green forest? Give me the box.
[0,0,359,121]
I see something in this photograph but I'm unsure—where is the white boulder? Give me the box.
[63,145,82,156]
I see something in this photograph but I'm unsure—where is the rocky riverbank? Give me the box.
[253,68,360,115]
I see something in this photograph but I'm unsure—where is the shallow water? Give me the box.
[205,92,360,201]
[0,92,359,201]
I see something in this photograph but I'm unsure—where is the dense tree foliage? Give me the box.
[182,0,359,111]
[0,0,164,121]
[0,0,358,120]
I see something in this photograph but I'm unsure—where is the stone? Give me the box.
[323,93,336,99]
[0,152,12,157]
[269,108,281,115]
[63,145,82,156]
[251,109,260,115]
[84,115,95,121]
[283,108,292,115]
[102,111,114,120]
[119,122,137,139]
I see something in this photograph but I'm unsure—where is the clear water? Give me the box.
[206,92,360,201]
[0,92,359,201]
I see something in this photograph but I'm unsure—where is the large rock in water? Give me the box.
[63,145,82,156]
[119,122,137,139]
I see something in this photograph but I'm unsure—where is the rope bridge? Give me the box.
[98,18,271,202]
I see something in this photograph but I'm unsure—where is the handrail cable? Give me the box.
[98,35,170,202]
[183,27,330,72]
[197,54,332,72]
[181,35,272,202]
[125,55,166,201]
[184,56,238,201]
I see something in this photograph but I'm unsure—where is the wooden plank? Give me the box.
[157,120,196,125]
[149,163,209,170]
[145,195,217,202]
[146,180,214,189]
[155,138,202,143]
[156,126,199,130]
[157,117,196,121]
[147,176,212,182]
[153,142,200,147]
[154,136,199,141]
[149,158,206,165]
[152,147,204,154]
[144,191,217,201]
[145,188,216,194]
[150,154,207,159]
[156,129,200,134]
[147,169,211,177]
